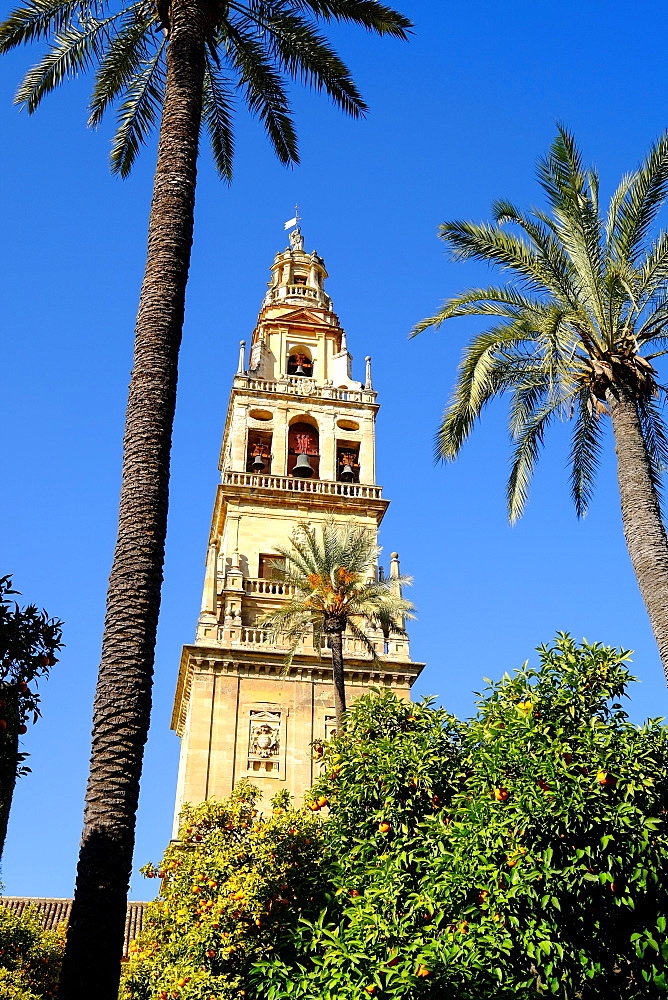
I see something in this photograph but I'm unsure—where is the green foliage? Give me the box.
[256,635,668,998]
[412,127,668,520]
[0,577,63,854]
[120,782,326,1000]
[0,904,65,999]
[0,575,63,729]
[0,0,411,177]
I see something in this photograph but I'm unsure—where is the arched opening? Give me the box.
[336,441,360,482]
[246,430,272,474]
[287,346,313,377]
[287,419,320,478]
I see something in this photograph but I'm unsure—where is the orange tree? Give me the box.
[0,903,65,999]
[120,782,325,1000]
[255,635,668,999]
[0,576,62,859]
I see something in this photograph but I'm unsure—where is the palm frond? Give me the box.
[411,285,549,329]
[202,54,235,181]
[434,220,565,300]
[346,619,380,661]
[87,6,157,127]
[251,7,366,118]
[222,19,298,165]
[637,395,668,511]
[506,394,567,522]
[537,126,606,336]
[491,197,580,307]
[434,323,537,460]
[637,298,668,346]
[569,386,605,517]
[609,131,668,265]
[14,13,118,112]
[0,0,92,51]
[288,0,412,37]
[635,230,668,313]
[109,36,165,176]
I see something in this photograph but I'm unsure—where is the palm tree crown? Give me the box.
[0,0,411,176]
[259,519,415,728]
[413,126,668,521]
[413,127,668,686]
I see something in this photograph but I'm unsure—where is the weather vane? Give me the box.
[284,205,301,232]
[284,205,303,250]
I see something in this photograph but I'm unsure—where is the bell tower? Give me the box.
[171,229,424,823]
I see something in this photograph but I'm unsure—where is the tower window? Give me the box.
[247,431,272,473]
[336,442,360,483]
[293,275,307,285]
[287,352,313,377]
[259,555,286,579]
[287,422,320,479]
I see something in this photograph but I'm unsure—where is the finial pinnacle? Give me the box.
[237,340,246,375]
[365,356,373,390]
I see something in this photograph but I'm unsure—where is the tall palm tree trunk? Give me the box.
[327,624,347,730]
[58,3,206,997]
[608,386,668,685]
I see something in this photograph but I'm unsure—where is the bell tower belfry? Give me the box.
[171,230,424,822]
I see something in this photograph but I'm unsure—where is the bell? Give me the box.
[293,453,313,478]
[252,453,265,471]
[340,464,354,483]
[294,363,305,375]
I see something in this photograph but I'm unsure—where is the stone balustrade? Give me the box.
[285,284,318,298]
[222,470,383,499]
[215,625,408,660]
[233,374,376,404]
[245,578,296,597]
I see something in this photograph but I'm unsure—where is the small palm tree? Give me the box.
[259,519,415,730]
[413,127,668,684]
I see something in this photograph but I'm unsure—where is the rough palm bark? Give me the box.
[326,621,347,730]
[608,386,668,684]
[57,2,207,997]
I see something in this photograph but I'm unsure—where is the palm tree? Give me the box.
[0,3,411,997]
[259,519,415,730]
[413,127,668,686]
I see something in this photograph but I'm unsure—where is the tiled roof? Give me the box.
[0,897,149,959]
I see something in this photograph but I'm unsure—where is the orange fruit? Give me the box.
[416,965,430,977]
[378,821,391,833]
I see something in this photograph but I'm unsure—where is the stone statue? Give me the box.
[289,227,304,251]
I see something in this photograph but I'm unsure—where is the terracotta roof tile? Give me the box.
[0,897,149,959]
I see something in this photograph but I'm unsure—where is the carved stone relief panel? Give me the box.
[247,709,282,774]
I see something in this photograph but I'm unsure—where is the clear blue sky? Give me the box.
[1,0,668,899]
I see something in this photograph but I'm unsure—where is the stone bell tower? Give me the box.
[171,229,424,824]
